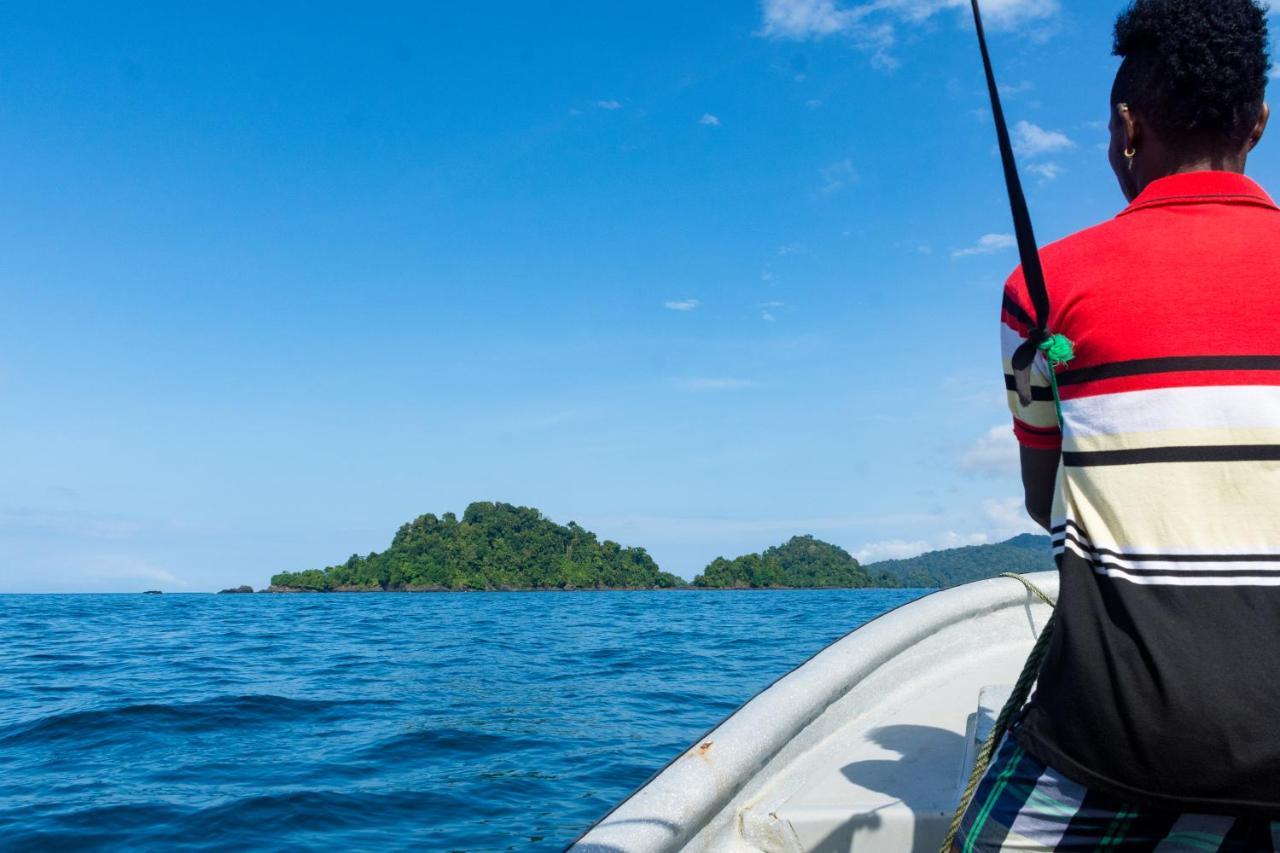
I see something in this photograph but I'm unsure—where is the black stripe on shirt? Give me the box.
[1056,355,1280,387]
[1063,444,1280,467]
[1001,293,1034,328]
[1003,374,1056,401]
[1060,544,1280,578]
[1092,559,1280,579]
[1051,518,1093,541]
[1057,531,1280,563]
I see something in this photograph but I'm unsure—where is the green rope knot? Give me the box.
[1038,332,1075,368]
[1034,332,1075,428]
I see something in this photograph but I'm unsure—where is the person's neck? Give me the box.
[1133,152,1247,197]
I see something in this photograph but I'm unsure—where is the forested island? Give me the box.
[691,535,895,589]
[260,501,1053,592]
[268,502,683,591]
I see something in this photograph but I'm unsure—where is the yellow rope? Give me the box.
[938,574,1056,853]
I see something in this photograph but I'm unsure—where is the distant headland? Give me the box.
[251,501,1052,593]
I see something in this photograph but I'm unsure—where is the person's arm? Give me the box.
[1020,446,1058,531]
[1001,274,1062,527]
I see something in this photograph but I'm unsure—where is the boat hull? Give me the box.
[572,572,1057,852]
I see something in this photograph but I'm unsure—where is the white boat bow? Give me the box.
[572,572,1057,853]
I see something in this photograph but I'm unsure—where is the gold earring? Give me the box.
[1124,147,1137,170]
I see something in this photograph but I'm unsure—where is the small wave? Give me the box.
[630,687,713,707]
[352,726,550,763]
[0,695,384,747]
[186,788,480,834]
[0,789,477,850]
[0,588,917,850]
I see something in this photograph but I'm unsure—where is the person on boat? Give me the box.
[957,0,1280,849]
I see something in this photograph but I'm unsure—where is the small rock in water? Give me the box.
[218,585,255,594]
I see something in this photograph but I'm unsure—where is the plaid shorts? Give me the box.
[954,736,1280,851]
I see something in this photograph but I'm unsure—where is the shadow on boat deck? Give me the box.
[818,723,963,853]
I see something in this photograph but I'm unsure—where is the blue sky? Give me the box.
[5,1,1279,591]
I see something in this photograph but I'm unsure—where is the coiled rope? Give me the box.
[938,573,1057,853]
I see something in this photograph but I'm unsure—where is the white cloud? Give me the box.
[1013,120,1075,157]
[952,232,1015,258]
[760,0,1060,65]
[982,496,1043,538]
[699,113,722,126]
[960,425,1019,476]
[1027,162,1063,181]
[761,0,861,39]
[80,554,188,589]
[974,0,1060,26]
[854,538,932,562]
[854,530,990,563]
[759,299,786,321]
[999,80,1034,96]
[677,377,756,391]
[939,530,993,548]
[664,298,701,311]
[777,243,803,256]
[806,98,824,109]
[596,99,623,110]
[819,158,858,194]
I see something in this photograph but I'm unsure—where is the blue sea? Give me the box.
[0,589,927,851]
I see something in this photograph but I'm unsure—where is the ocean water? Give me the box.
[0,589,928,851]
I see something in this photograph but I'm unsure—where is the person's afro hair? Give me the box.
[1113,0,1271,148]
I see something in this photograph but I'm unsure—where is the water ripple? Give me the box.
[0,588,924,850]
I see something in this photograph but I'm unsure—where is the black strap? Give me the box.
[970,0,1050,406]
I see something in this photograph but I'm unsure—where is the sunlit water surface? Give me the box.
[0,589,928,851]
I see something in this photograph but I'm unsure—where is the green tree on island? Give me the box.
[269,502,684,591]
[265,504,1053,593]
[692,535,892,589]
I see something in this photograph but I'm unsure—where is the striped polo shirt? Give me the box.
[1001,170,1280,816]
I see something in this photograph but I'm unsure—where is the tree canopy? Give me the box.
[264,507,1055,593]
[269,502,684,591]
[691,535,887,588]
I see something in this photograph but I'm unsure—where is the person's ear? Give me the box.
[1117,102,1140,153]
[1247,102,1270,152]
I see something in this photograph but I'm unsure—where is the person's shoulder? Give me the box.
[1040,216,1131,266]
[1002,216,1129,296]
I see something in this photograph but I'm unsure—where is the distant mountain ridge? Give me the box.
[865,533,1053,589]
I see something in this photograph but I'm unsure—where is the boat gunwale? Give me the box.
[568,572,1058,851]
